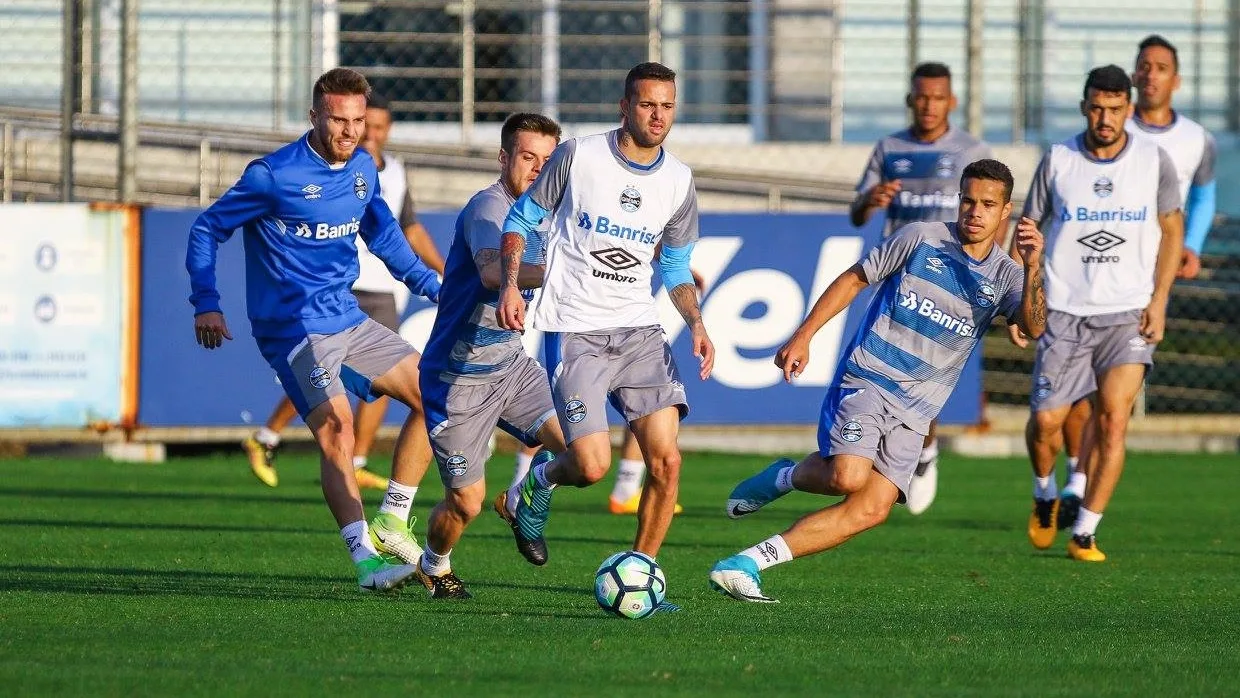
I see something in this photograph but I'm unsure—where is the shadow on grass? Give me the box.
[0,486,323,506]
[0,517,325,536]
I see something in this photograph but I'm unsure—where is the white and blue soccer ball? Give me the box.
[594,550,666,619]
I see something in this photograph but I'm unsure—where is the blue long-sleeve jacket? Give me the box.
[186,133,440,338]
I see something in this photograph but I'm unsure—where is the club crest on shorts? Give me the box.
[619,186,642,212]
[445,453,468,477]
[841,421,863,443]
[353,172,367,200]
[1128,336,1147,350]
[564,399,587,424]
[1034,375,1052,400]
[308,366,332,389]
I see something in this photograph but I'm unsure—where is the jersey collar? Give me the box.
[607,129,665,174]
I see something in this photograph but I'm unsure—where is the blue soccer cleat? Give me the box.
[708,555,778,603]
[726,458,794,519]
[494,448,555,566]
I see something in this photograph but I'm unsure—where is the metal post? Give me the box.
[748,0,769,142]
[1193,0,1204,121]
[61,0,81,202]
[118,0,138,203]
[965,0,983,138]
[81,0,94,112]
[541,0,559,122]
[1230,0,1240,132]
[648,0,662,63]
[2,123,13,203]
[1013,0,1027,144]
[461,0,475,144]
[907,0,919,78]
[198,139,211,207]
[273,0,283,130]
[828,0,844,143]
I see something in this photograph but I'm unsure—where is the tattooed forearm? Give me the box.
[498,233,525,290]
[1022,267,1047,339]
[669,283,703,329]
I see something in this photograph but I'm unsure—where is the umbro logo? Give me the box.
[591,247,641,272]
[1078,230,1126,253]
[302,183,322,200]
[386,492,410,502]
[893,158,912,174]
[925,257,946,274]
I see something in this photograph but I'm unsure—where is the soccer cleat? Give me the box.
[608,491,684,516]
[414,567,473,599]
[368,512,423,565]
[356,554,418,593]
[493,450,555,566]
[354,467,390,491]
[906,457,938,515]
[709,555,779,603]
[1027,498,1060,549]
[1068,534,1107,562]
[726,458,794,519]
[242,436,279,488]
[1057,492,1082,531]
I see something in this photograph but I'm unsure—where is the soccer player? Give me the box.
[850,62,993,515]
[1020,65,1183,561]
[187,68,442,592]
[709,159,1045,603]
[241,93,445,492]
[494,62,715,592]
[414,112,572,598]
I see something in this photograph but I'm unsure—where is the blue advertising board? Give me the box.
[138,208,981,428]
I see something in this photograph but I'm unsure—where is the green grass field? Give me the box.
[1,449,1237,697]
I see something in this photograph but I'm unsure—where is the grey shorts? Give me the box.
[818,383,924,504]
[551,325,688,444]
[421,353,557,489]
[354,290,400,332]
[1030,309,1156,412]
[257,318,416,419]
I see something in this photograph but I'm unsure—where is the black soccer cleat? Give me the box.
[414,567,473,599]
[1057,493,1081,530]
[493,490,549,566]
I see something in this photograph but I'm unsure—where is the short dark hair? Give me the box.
[312,67,371,110]
[624,62,677,100]
[960,158,1014,203]
[911,61,952,84]
[501,112,562,154]
[366,92,391,112]
[1137,34,1179,72]
[1083,64,1132,101]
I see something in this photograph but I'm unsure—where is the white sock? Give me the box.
[919,438,939,463]
[1066,456,1079,471]
[775,463,796,493]
[341,520,378,563]
[1064,471,1087,498]
[1034,472,1057,500]
[611,458,645,501]
[255,427,281,448]
[739,535,794,572]
[420,545,451,576]
[378,480,418,522]
[352,455,368,470]
[1073,507,1103,537]
[511,451,534,489]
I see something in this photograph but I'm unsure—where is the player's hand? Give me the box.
[1177,249,1201,279]
[691,323,715,380]
[1007,322,1029,349]
[496,285,525,332]
[866,180,902,210]
[1014,217,1044,266]
[775,334,811,383]
[1140,303,1166,344]
[194,311,233,350]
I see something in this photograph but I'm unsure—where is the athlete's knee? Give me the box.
[311,405,355,452]
[826,465,870,495]
[846,494,891,531]
[445,487,484,521]
[569,439,612,485]
[1032,409,1067,438]
[643,448,681,484]
[1095,408,1130,446]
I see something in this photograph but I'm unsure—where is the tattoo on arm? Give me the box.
[475,248,499,269]
[1024,267,1046,336]
[499,233,524,289]
[669,283,702,329]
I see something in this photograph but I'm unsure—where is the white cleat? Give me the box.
[906,458,938,515]
[708,556,779,604]
[356,555,418,593]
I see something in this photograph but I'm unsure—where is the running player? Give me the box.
[850,61,993,515]
[710,159,1045,603]
[187,68,440,592]
[1020,65,1183,561]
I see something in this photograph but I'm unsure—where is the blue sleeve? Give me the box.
[1184,181,1216,255]
[502,192,550,241]
[360,190,441,303]
[186,161,274,315]
[659,241,695,290]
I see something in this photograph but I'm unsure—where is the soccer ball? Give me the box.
[593,550,666,619]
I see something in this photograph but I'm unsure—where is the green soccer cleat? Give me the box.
[368,512,422,566]
[356,554,417,593]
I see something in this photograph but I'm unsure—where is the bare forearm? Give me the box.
[1152,213,1184,305]
[498,232,525,290]
[476,250,544,290]
[669,283,703,330]
[1019,265,1047,339]
[849,195,874,228]
[405,223,445,275]
[795,266,868,341]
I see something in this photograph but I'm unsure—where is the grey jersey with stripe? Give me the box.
[854,127,992,236]
[842,221,1025,433]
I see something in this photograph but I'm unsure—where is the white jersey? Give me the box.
[1126,112,1216,205]
[1022,133,1180,316]
[354,153,411,293]
[522,130,699,332]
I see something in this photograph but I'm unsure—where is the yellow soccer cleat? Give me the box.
[608,491,684,516]
[1027,498,1059,550]
[1068,534,1107,562]
[242,437,279,488]
[354,467,390,491]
